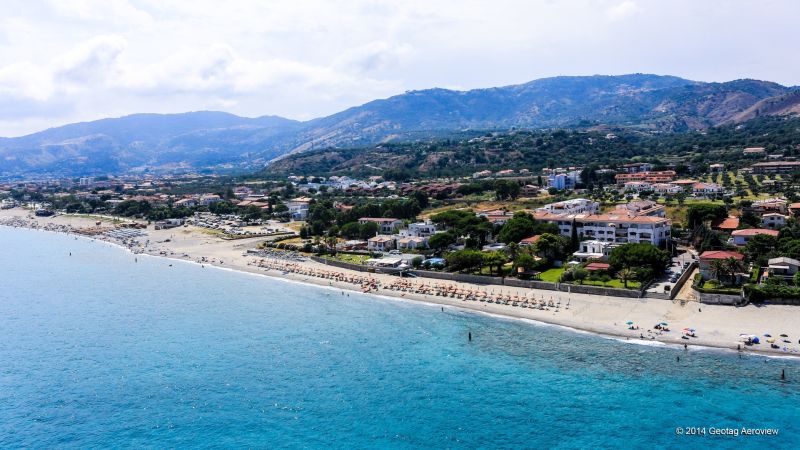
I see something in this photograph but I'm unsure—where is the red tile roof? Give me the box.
[712,216,740,230]
[731,228,779,237]
[520,235,541,244]
[699,250,744,261]
[585,262,611,271]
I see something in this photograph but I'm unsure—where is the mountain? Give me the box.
[0,112,302,177]
[1,74,799,177]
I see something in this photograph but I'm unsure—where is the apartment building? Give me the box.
[533,212,671,246]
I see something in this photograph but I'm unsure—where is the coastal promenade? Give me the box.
[2,207,800,358]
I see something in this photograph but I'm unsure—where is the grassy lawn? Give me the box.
[539,267,565,282]
[537,266,640,289]
[323,253,371,265]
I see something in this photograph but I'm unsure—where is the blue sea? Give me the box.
[0,227,798,448]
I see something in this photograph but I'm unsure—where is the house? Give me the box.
[711,216,740,232]
[286,197,312,220]
[199,194,222,206]
[692,182,723,197]
[154,218,184,230]
[396,236,428,250]
[536,198,599,215]
[401,221,438,237]
[789,203,800,217]
[699,251,745,279]
[533,212,671,246]
[750,198,788,214]
[620,162,653,173]
[731,228,780,246]
[174,198,198,208]
[547,171,581,190]
[519,235,541,246]
[669,179,697,191]
[367,235,396,252]
[652,183,683,195]
[615,170,676,185]
[624,181,653,193]
[767,257,800,279]
[358,217,403,234]
[572,240,615,262]
[761,213,788,230]
[743,147,766,155]
[751,161,800,174]
[709,163,725,172]
[615,200,665,217]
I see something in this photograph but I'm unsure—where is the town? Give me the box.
[4,142,800,308]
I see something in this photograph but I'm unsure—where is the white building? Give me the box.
[761,213,788,230]
[615,200,666,218]
[533,212,672,246]
[396,236,428,250]
[547,171,581,190]
[572,240,616,262]
[359,217,404,234]
[692,182,723,197]
[367,235,396,252]
[199,194,222,206]
[286,197,312,220]
[536,198,599,216]
[652,183,683,195]
[401,221,438,237]
[623,181,653,193]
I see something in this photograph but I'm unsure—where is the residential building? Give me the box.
[572,240,616,262]
[751,161,800,174]
[761,213,788,230]
[359,218,403,234]
[401,221,438,238]
[692,182,723,197]
[199,194,222,206]
[652,183,683,195]
[286,197,312,220]
[547,171,581,190]
[614,170,676,185]
[620,162,653,173]
[743,147,766,155]
[711,216,740,232]
[750,198,788,214]
[731,228,780,246]
[699,251,745,279]
[533,212,672,246]
[519,235,541,246]
[536,198,599,216]
[367,235,396,252]
[396,236,428,250]
[767,257,800,280]
[624,181,653,193]
[615,200,666,218]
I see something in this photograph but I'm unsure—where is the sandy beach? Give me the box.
[2,206,800,359]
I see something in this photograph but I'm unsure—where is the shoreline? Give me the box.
[2,208,800,360]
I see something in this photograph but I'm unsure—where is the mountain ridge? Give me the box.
[1,73,799,177]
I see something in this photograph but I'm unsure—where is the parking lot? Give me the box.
[646,249,698,295]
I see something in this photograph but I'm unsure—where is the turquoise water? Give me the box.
[0,227,798,448]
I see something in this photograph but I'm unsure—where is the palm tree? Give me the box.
[617,267,635,288]
[709,259,727,283]
[722,257,744,285]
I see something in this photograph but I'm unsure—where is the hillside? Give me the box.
[264,116,800,179]
[1,74,799,177]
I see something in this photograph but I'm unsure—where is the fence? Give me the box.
[310,256,654,299]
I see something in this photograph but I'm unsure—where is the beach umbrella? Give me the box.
[767,338,776,343]
[626,321,634,325]
[780,334,789,337]
[660,322,668,326]
[764,334,772,337]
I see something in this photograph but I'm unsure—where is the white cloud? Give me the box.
[0,0,797,136]
[606,1,641,21]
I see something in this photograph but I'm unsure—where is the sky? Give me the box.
[0,0,798,136]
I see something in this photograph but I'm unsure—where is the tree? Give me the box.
[793,271,800,287]
[533,233,567,263]
[573,267,589,285]
[617,267,635,288]
[722,257,744,285]
[709,259,727,282]
[744,233,778,264]
[445,250,484,273]
[340,222,361,239]
[687,203,727,228]
[358,222,379,239]
[482,251,509,276]
[608,243,670,278]
[428,231,457,252]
